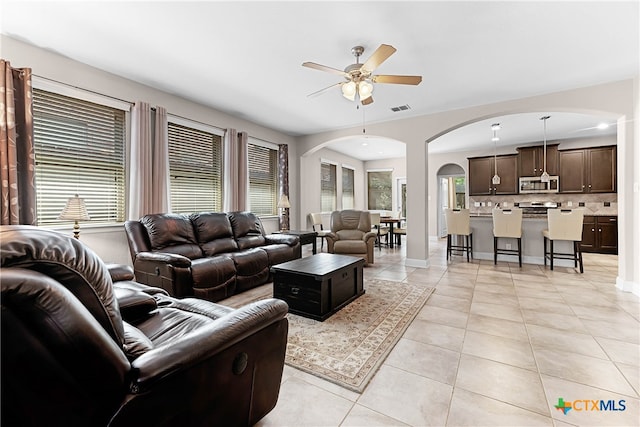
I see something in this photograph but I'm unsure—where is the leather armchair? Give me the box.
[1,225,288,427]
[325,210,377,265]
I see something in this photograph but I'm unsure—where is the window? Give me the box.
[168,122,223,213]
[321,162,337,212]
[367,170,393,210]
[248,142,278,215]
[33,88,126,225]
[342,167,354,209]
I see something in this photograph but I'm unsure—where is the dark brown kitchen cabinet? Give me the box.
[581,215,618,254]
[518,145,558,177]
[468,154,518,196]
[559,146,616,193]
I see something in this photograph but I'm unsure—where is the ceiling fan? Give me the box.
[302,44,422,105]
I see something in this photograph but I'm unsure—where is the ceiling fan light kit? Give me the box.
[303,44,422,105]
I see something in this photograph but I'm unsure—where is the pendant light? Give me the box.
[540,115,551,183]
[491,123,501,185]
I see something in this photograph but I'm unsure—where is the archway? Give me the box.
[436,163,466,238]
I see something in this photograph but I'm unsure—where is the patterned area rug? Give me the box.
[222,279,434,393]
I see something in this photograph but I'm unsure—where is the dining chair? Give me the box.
[444,208,473,262]
[542,208,584,273]
[309,212,331,251]
[369,212,389,249]
[492,207,523,267]
[392,210,406,246]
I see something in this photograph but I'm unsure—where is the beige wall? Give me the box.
[2,35,297,265]
[298,147,365,230]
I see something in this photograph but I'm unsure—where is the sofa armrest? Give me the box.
[132,252,193,297]
[135,251,192,268]
[363,231,377,242]
[130,298,288,391]
[106,263,135,282]
[265,234,299,246]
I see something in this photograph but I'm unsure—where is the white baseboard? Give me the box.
[616,277,640,297]
[405,258,430,269]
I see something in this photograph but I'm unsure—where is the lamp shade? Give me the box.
[277,194,291,209]
[58,194,90,221]
[341,81,356,101]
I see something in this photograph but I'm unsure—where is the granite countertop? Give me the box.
[470,212,617,218]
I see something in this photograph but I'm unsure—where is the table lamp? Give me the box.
[58,194,90,239]
[277,194,291,231]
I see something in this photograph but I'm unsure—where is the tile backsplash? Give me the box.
[469,193,618,216]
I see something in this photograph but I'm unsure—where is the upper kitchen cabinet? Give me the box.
[559,145,616,193]
[517,145,559,177]
[468,154,518,196]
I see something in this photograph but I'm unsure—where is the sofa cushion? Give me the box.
[190,212,239,256]
[262,244,298,266]
[140,214,202,259]
[190,256,237,300]
[113,286,158,322]
[229,211,266,249]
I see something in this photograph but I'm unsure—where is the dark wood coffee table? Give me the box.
[270,253,365,321]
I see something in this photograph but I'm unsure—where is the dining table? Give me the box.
[379,216,404,248]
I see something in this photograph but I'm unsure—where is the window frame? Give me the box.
[367,169,393,211]
[32,79,129,227]
[320,160,338,213]
[341,165,355,210]
[248,138,279,216]
[167,117,224,214]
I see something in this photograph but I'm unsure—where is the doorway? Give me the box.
[437,164,466,238]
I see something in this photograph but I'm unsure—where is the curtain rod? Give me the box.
[34,74,232,135]
[33,74,134,106]
[167,112,225,133]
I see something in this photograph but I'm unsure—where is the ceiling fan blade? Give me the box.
[302,62,348,77]
[307,82,342,98]
[361,44,396,73]
[373,75,422,85]
[361,96,374,106]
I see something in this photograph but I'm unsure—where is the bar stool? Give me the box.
[492,207,523,267]
[542,209,584,273]
[309,212,331,251]
[445,208,473,262]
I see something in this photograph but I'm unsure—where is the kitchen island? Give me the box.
[469,214,579,267]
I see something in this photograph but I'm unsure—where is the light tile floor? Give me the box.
[256,238,640,426]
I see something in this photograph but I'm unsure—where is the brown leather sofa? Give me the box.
[326,210,377,265]
[1,225,288,426]
[125,211,301,302]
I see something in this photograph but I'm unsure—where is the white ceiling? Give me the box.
[2,1,637,160]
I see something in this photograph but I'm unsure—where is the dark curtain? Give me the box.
[278,144,289,230]
[0,59,36,225]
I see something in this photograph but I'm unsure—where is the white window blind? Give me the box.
[342,167,355,209]
[368,170,393,210]
[321,162,337,212]
[168,122,222,214]
[248,143,278,215]
[32,88,126,225]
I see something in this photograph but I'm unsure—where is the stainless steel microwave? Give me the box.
[519,176,559,193]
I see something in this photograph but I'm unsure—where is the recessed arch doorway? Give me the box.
[436,163,466,238]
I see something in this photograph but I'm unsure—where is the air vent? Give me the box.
[390,104,411,112]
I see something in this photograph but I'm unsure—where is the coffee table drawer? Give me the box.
[274,281,323,315]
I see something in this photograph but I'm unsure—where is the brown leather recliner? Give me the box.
[325,210,377,265]
[1,225,288,427]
